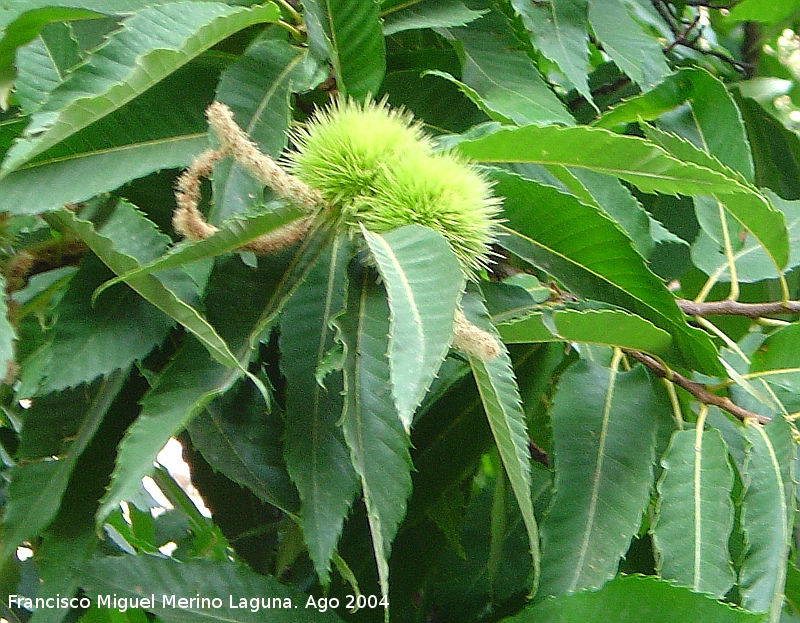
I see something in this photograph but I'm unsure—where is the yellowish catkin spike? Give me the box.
[173,148,224,240]
[453,309,501,361]
[205,102,324,212]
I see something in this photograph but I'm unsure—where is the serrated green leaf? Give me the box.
[444,25,574,127]
[426,466,551,619]
[14,21,82,114]
[47,201,242,371]
[736,92,800,199]
[0,6,101,107]
[1,2,280,175]
[595,82,692,131]
[499,308,673,356]
[587,0,669,89]
[692,191,800,283]
[301,0,385,99]
[511,0,591,103]
[638,121,750,187]
[187,379,300,515]
[98,223,335,524]
[457,126,675,191]
[461,290,541,594]
[382,0,486,35]
[749,322,800,392]
[92,205,305,300]
[642,140,782,275]
[0,372,126,569]
[652,427,735,598]
[213,40,322,222]
[279,234,357,584]
[338,262,413,606]
[539,358,663,596]
[79,555,342,622]
[458,123,789,273]
[97,339,241,526]
[597,68,752,181]
[457,122,754,196]
[40,255,173,392]
[728,0,800,23]
[490,170,721,375]
[505,574,766,623]
[362,225,463,431]
[739,416,796,621]
[679,69,754,182]
[550,167,659,258]
[0,273,15,381]
[0,58,220,214]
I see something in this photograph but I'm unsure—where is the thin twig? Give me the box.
[677,299,800,318]
[651,0,752,73]
[624,349,771,424]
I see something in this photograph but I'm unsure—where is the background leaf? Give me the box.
[213,40,322,222]
[504,575,766,623]
[47,201,240,370]
[80,555,343,622]
[510,0,592,104]
[1,2,280,174]
[458,124,789,273]
[382,0,486,36]
[14,20,82,114]
[0,373,126,568]
[186,379,300,515]
[491,170,720,375]
[301,0,385,99]
[739,416,796,620]
[98,224,334,523]
[539,358,664,596]
[39,255,173,392]
[0,58,220,214]
[652,427,735,597]
[586,0,669,89]
[443,18,575,127]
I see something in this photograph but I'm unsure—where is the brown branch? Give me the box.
[651,0,752,74]
[677,299,800,318]
[623,349,771,425]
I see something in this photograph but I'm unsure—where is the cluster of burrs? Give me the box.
[173,100,501,360]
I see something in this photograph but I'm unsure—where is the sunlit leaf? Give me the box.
[362,225,463,431]
[382,0,486,35]
[458,124,788,274]
[499,308,673,357]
